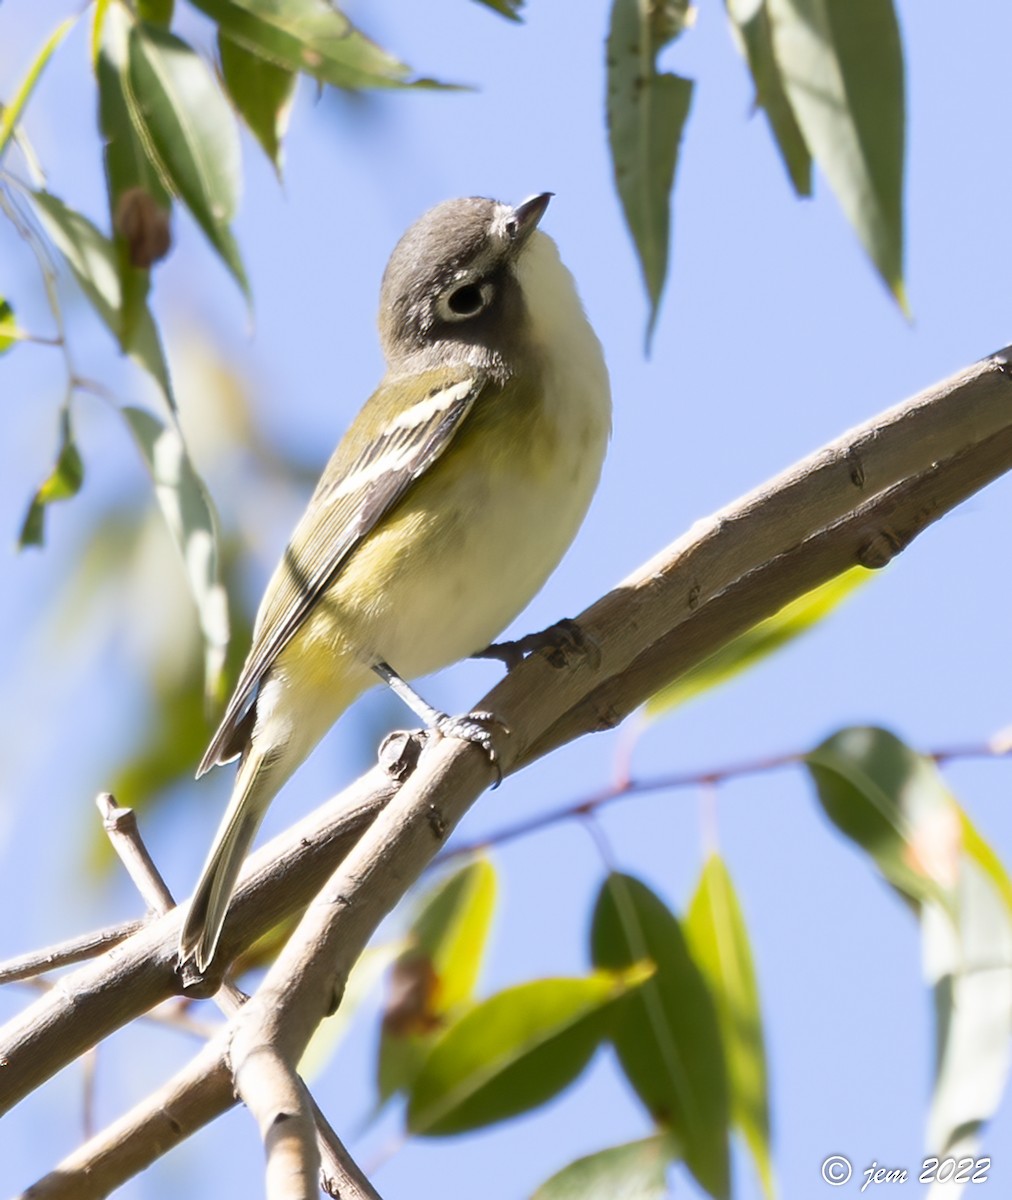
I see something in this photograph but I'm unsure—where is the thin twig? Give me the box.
[97,794,175,914]
[0,921,145,984]
[441,739,1011,859]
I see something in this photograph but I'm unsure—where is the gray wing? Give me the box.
[198,372,483,775]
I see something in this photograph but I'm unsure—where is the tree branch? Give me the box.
[7,347,1012,1194]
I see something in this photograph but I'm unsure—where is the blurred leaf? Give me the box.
[472,0,524,20]
[26,189,174,411]
[647,566,869,718]
[299,943,402,1082]
[805,727,960,913]
[592,873,730,1200]
[379,858,497,1101]
[607,0,694,340]
[218,34,297,173]
[407,969,646,1136]
[126,21,248,298]
[960,809,1012,921]
[686,856,775,1199]
[138,0,174,24]
[0,17,77,162]
[768,0,906,306]
[190,0,453,91]
[532,1135,678,1200]
[0,297,20,354]
[121,407,230,697]
[19,407,84,548]
[98,4,172,348]
[923,856,1012,1167]
[725,0,810,194]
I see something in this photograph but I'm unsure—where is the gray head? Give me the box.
[378,194,552,372]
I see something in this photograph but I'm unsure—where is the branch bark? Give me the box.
[7,347,1012,1195]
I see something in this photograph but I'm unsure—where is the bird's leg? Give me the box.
[372,661,506,783]
[473,618,600,672]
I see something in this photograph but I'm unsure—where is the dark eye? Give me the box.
[448,284,486,315]
[504,218,518,240]
[438,280,494,323]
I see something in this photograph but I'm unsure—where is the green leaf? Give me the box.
[472,0,524,20]
[592,874,730,1200]
[407,970,644,1136]
[960,809,1012,922]
[19,408,84,549]
[923,856,1012,1159]
[121,407,230,698]
[378,859,498,1101]
[805,727,961,913]
[26,189,174,412]
[218,34,296,173]
[138,0,174,24]
[126,21,248,298]
[0,298,20,354]
[189,0,451,91]
[98,4,172,349]
[532,1135,678,1200]
[646,566,869,718]
[767,0,906,306]
[0,17,77,162]
[686,856,775,1200]
[607,0,694,340]
[725,0,810,195]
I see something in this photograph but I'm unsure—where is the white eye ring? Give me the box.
[438,280,494,322]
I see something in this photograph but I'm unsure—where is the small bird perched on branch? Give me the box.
[178,193,611,972]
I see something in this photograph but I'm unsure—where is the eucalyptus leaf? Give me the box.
[687,856,775,1199]
[190,0,451,91]
[126,21,248,298]
[27,189,174,412]
[922,857,1012,1168]
[218,34,297,173]
[0,16,77,162]
[472,0,524,21]
[97,4,172,348]
[606,0,694,340]
[532,1135,678,1200]
[767,0,906,305]
[0,297,19,354]
[725,0,810,195]
[647,566,869,717]
[378,859,497,1101]
[19,407,84,549]
[805,727,960,914]
[407,969,645,1136]
[592,873,730,1200]
[121,407,230,697]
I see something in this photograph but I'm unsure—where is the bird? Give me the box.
[178,192,611,971]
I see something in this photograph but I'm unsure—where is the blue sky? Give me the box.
[2,1,1011,1197]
